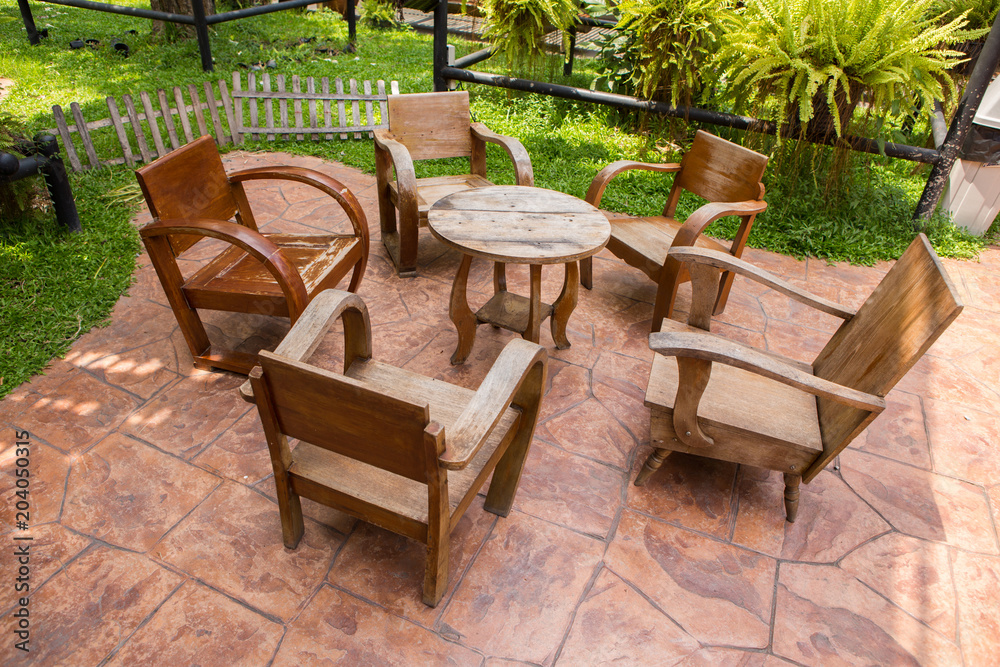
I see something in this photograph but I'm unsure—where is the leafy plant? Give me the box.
[933,0,1000,32]
[361,0,405,29]
[594,0,729,108]
[482,0,580,73]
[0,113,49,223]
[720,0,971,138]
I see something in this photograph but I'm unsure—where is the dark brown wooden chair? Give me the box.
[638,234,962,521]
[581,130,768,332]
[136,135,369,374]
[247,289,547,606]
[374,91,534,276]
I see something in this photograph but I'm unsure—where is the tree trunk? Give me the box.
[149,0,215,37]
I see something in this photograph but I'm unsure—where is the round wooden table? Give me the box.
[428,185,611,364]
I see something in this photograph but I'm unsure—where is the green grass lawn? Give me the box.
[0,2,992,398]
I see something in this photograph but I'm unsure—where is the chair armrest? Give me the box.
[585,160,681,208]
[671,200,768,245]
[470,122,534,186]
[227,166,370,253]
[439,339,547,470]
[141,218,309,319]
[239,289,372,402]
[649,331,885,412]
[373,129,418,206]
[668,246,855,320]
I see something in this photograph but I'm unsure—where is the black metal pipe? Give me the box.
[453,47,494,69]
[206,0,319,24]
[347,0,356,44]
[913,12,1000,224]
[442,66,941,163]
[564,27,576,77]
[577,15,616,29]
[34,134,81,233]
[33,0,195,24]
[433,0,449,92]
[191,0,212,72]
[17,0,44,45]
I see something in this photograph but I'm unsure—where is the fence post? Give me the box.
[191,0,213,72]
[16,0,44,45]
[913,13,1000,227]
[433,0,448,92]
[347,0,356,45]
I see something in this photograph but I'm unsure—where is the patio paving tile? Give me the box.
[841,449,999,555]
[154,481,343,622]
[120,371,251,459]
[731,468,890,563]
[952,550,1000,666]
[0,522,90,614]
[62,433,219,552]
[773,563,963,666]
[4,153,999,664]
[0,442,70,528]
[441,511,605,665]
[10,371,139,451]
[0,545,183,666]
[557,568,701,665]
[840,533,956,638]
[606,510,776,648]
[273,585,483,666]
[104,581,284,667]
[328,495,496,626]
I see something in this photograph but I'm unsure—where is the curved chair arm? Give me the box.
[440,339,548,470]
[470,122,534,186]
[239,289,372,402]
[228,166,370,253]
[373,129,419,209]
[668,246,855,320]
[142,218,310,320]
[670,200,768,249]
[649,331,885,413]
[585,160,681,208]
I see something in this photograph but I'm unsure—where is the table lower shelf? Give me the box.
[475,291,553,336]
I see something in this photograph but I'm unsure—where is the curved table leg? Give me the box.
[551,261,578,349]
[525,264,542,344]
[449,254,477,365]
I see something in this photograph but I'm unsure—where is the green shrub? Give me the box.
[933,0,1000,31]
[593,0,729,107]
[483,0,580,74]
[361,0,405,30]
[720,0,970,138]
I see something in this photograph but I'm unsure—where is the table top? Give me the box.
[427,185,611,264]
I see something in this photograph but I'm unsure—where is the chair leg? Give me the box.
[422,526,449,607]
[634,449,671,486]
[580,256,593,290]
[484,425,534,518]
[651,269,681,333]
[347,255,366,293]
[396,209,420,277]
[275,475,305,549]
[783,473,801,523]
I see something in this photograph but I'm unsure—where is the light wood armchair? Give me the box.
[581,130,768,332]
[136,135,369,374]
[638,234,962,521]
[374,91,534,276]
[247,289,547,606]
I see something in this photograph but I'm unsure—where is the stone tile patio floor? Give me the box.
[2,150,1000,666]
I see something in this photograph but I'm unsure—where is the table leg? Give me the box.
[449,254,477,365]
[525,264,542,344]
[551,261,578,349]
[493,262,507,293]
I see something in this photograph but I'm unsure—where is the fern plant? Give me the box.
[720,0,971,138]
[933,0,999,32]
[483,0,580,73]
[605,0,730,108]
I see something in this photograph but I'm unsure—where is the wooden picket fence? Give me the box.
[46,73,400,172]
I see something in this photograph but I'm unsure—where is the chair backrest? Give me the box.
[256,350,438,482]
[667,130,768,216]
[387,91,473,161]
[135,136,239,254]
[810,234,963,475]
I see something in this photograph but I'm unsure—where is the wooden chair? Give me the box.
[247,289,547,606]
[374,90,534,276]
[638,234,962,521]
[580,130,768,332]
[136,135,369,374]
